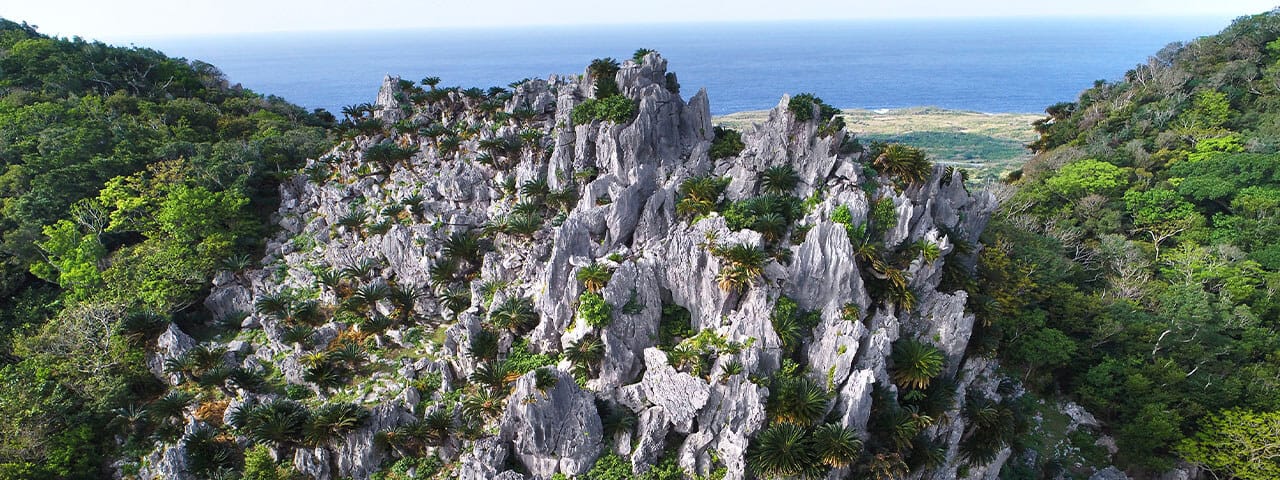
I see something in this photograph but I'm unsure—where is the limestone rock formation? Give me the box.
[138,52,1019,480]
[500,369,603,477]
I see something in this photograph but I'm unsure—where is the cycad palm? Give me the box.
[714,243,768,292]
[873,143,932,186]
[388,283,423,321]
[461,388,506,421]
[746,423,821,479]
[230,399,310,448]
[489,296,538,333]
[576,263,612,293]
[438,286,472,316]
[760,164,800,194]
[519,178,551,200]
[891,338,944,390]
[428,259,460,289]
[565,334,605,380]
[421,408,454,446]
[811,423,863,468]
[349,283,390,311]
[254,291,291,319]
[753,212,788,243]
[441,230,485,265]
[305,403,371,446]
[471,361,513,392]
[676,176,727,218]
[768,376,830,427]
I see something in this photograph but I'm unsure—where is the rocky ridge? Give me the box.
[139,53,1010,480]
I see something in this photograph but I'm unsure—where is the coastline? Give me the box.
[716,106,1042,178]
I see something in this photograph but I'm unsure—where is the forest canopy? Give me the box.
[985,9,1280,475]
[0,19,332,478]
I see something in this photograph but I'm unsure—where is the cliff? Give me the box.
[140,53,1007,480]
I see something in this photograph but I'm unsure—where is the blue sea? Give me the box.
[139,18,1231,116]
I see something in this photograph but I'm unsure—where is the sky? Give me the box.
[2,0,1276,41]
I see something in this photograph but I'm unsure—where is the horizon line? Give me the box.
[20,13,1238,44]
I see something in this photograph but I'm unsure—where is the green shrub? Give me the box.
[243,444,291,480]
[658,304,694,349]
[1177,409,1280,480]
[370,455,444,480]
[571,95,638,125]
[586,452,687,480]
[504,339,557,375]
[1045,158,1126,198]
[788,93,844,133]
[870,197,898,234]
[578,291,613,328]
[710,126,745,159]
[831,204,853,227]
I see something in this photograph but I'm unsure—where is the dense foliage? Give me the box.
[986,10,1280,475]
[788,92,845,136]
[571,57,638,125]
[709,126,746,159]
[0,19,331,478]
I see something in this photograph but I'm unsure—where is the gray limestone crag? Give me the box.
[148,323,196,385]
[500,369,603,479]
[139,52,1017,480]
[619,348,712,433]
[454,437,510,480]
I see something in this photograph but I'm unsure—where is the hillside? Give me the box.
[717,107,1040,180]
[0,18,332,479]
[986,8,1280,479]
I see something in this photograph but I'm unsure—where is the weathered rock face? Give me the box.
[139,53,1015,480]
[454,437,509,480]
[500,369,603,479]
[148,323,196,385]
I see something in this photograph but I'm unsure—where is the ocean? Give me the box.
[139,18,1231,116]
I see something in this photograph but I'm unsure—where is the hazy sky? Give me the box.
[3,0,1276,40]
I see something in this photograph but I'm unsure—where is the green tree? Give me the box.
[30,220,105,296]
[1175,90,1232,141]
[1178,409,1280,480]
[1123,188,1200,256]
[1045,159,1127,198]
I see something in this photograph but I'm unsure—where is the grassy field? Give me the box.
[716,106,1044,180]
